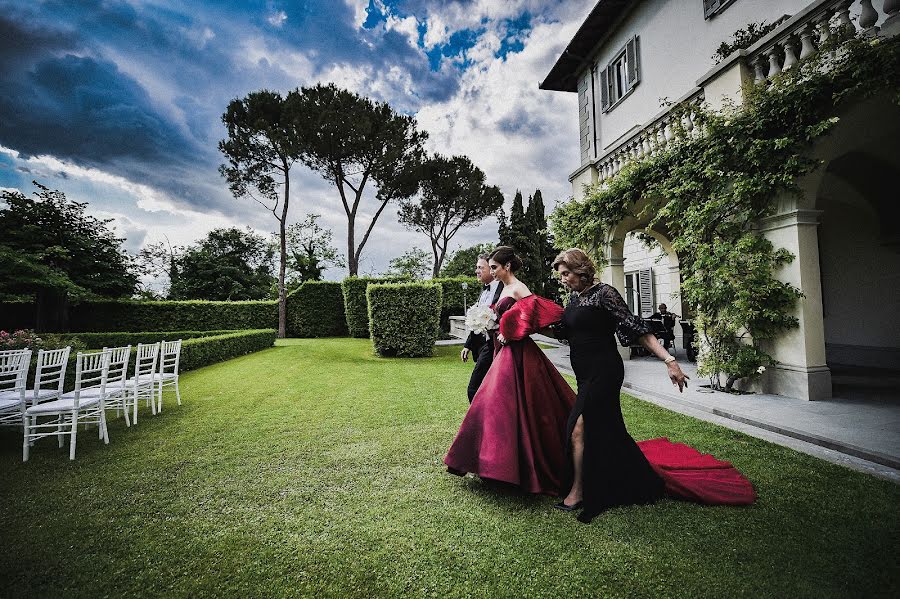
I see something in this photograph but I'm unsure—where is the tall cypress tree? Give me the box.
[525,189,558,298]
[505,191,537,289]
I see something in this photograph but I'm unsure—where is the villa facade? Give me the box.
[541,0,900,401]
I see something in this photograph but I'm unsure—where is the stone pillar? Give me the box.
[757,209,832,400]
[602,254,631,360]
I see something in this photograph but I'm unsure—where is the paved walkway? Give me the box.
[537,340,900,483]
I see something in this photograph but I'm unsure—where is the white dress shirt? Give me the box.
[477,280,501,307]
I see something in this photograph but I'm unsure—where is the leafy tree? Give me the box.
[169,227,275,301]
[219,90,303,337]
[502,190,538,288]
[398,155,504,277]
[440,242,497,278]
[135,238,177,298]
[0,181,137,330]
[285,214,344,287]
[387,248,431,279]
[292,83,427,276]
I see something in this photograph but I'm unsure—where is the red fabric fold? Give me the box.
[638,438,756,506]
[498,295,564,342]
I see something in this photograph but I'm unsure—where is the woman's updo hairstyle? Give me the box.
[489,245,523,272]
[552,248,597,284]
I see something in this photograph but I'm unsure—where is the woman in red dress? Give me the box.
[444,246,575,494]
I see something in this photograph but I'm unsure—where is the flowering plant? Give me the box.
[0,329,43,350]
[464,304,498,336]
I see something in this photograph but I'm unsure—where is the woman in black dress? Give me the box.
[552,248,690,523]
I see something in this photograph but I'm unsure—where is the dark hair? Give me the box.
[488,246,523,272]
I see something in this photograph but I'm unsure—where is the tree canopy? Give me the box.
[387,248,431,279]
[219,89,303,336]
[398,154,503,277]
[285,214,344,287]
[168,227,275,301]
[0,182,137,329]
[291,83,427,276]
[440,242,497,278]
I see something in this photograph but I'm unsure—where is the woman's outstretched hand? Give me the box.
[497,333,507,346]
[668,361,690,392]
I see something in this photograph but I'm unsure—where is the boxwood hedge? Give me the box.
[286,281,347,337]
[367,283,441,358]
[341,277,408,338]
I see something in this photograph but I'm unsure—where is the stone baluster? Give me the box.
[782,37,799,70]
[816,9,834,47]
[753,54,768,83]
[664,118,674,145]
[835,1,856,35]
[799,23,818,59]
[766,45,783,77]
[858,0,879,34]
[886,0,900,23]
[642,133,653,156]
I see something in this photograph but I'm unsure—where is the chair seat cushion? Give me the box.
[0,390,24,401]
[151,373,178,381]
[26,396,100,414]
[27,389,62,401]
[0,398,23,410]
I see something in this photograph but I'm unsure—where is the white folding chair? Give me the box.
[127,342,160,425]
[0,349,32,428]
[99,345,132,425]
[23,350,111,461]
[155,339,182,412]
[27,347,71,408]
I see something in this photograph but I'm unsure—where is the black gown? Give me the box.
[560,283,665,523]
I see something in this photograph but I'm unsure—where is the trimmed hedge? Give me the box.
[286,281,347,337]
[0,302,35,330]
[367,283,442,357]
[27,329,277,392]
[69,300,277,332]
[56,330,236,349]
[341,277,408,338]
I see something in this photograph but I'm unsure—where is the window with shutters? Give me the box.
[625,269,654,317]
[599,36,640,113]
[704,0,738,19]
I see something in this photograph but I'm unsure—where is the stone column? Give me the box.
[757,208,832,400]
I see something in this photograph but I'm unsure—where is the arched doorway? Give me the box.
[817,148,900,400]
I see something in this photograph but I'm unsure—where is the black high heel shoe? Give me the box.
[553,500,583,512]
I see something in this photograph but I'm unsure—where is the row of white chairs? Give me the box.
[0,340,182,461]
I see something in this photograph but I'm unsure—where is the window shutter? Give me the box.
[638,268,654,317]
[704,0,722,19]
[599,67,610,112]
[626,36,640,90]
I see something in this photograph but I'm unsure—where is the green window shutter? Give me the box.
[626,35,640,90]
[599,67,610,112]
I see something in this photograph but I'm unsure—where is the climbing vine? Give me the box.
[551,30,900,391]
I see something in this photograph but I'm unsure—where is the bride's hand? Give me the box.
[497,333,507,346]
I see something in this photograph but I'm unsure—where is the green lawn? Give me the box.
[1,338,897,598]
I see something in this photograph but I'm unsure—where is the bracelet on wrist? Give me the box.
[664,355,676,364]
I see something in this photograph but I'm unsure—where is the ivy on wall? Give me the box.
[551,31,900,390]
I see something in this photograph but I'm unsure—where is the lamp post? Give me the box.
[461,281,468,314]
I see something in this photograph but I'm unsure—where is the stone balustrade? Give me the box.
[594,91,705,185]
[749,0,897,84]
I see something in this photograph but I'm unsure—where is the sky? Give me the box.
[0,0,584,285]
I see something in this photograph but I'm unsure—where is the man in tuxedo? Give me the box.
[461,254,503,403]
[648,303,678,350]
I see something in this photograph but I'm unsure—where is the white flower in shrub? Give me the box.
[757,365,766,374]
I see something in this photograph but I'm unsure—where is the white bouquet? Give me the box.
[465,304,498,336]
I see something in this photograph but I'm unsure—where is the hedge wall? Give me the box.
[58,330,236,349]
[26,329,277,392]
[286,281,347,337]
[341,277,407,338]
[0,302,35,330]
[367,283,442,357]
[68,300,277,332]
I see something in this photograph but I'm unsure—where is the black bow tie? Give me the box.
[483,284,491,291]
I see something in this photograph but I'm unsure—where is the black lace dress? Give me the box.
[558,283,665,523]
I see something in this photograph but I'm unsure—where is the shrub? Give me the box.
[0,302,35,330]
[28,329,277,392]
[69,300,276,332]
[341,277,407,338]
[57,330,236,349]
[367,283,441,357]
[286,281,347,337]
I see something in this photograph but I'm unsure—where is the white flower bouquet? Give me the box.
[465,304,498,336]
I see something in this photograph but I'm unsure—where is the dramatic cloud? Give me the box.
[0,0,584,278]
